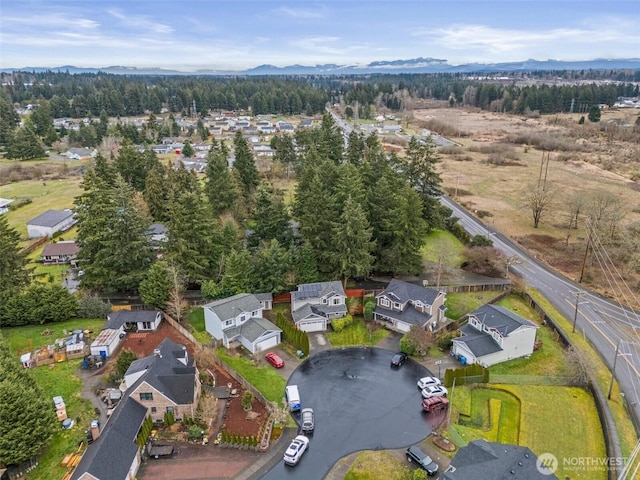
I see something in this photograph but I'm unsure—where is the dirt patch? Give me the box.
[120,320,197,357]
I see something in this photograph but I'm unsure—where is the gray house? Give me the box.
[451,304,538,367]
[203,293,282,353]
[439,439,558,479]
[290,281,347,332]
[26,209,76,238]
[373,279,447,333]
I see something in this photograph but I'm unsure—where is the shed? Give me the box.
[27,209,76,238]
[90,326,125,358]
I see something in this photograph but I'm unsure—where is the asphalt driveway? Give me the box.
[259,347,435,480]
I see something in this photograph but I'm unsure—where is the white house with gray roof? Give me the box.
[451,304,538,367]
[373,279,447,333]
[290,281,347,332]
[26,209,76,238]
[203,293,282,353]
[0,197,13,215]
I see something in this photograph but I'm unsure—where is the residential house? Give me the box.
[451,304,538,367]
[175,157,207,173]
[277,122,295,133]
[64,147,97,160]
[124,338,201,422]
[203,293,282,353]
[299,119,314,128]
[26,209,76,238]
[290,281,347,332]
[40,240,79,265]
[254,293,273,311]
[147,223,168,245]
[107,310,164,332]
[373,279,447,333]
[253,145,274,157]
[71,339,200,480]
[380,124,402,134]
[150,144,173,155]
[439,439,558,480]
[0,197,13,214]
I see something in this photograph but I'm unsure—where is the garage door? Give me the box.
[255,335,279,352]
[299,319,326,333]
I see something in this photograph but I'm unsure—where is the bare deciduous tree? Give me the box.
[165,262,188,322]
[566,346,591,386]
[565,191,586,230]
[524,184,554,228]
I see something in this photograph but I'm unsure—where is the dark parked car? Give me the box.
[390,352,408,367]
[406,445,439,475]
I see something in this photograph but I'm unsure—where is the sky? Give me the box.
[0,0,638,71]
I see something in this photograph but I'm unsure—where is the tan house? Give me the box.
[40,240,79,265]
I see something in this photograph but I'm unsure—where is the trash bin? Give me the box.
[296,350,305,359]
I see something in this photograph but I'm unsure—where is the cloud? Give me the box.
[274,6,326,19]
[107,8,173,35]
[1,13,99,30]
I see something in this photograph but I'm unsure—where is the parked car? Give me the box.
[406,445,439,475]
[421,396,449,413]
[417,376,441,389]
[265,352,285,368]
[421,384,448,399]
[301,408,315,433]
[283,435,310,466]
[390,352,408,367]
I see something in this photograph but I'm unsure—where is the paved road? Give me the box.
[440,195,640,432]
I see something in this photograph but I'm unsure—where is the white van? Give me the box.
[285,385,301,412]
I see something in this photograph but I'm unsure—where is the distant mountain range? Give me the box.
[3,57,640,76]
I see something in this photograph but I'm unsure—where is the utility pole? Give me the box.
[570,98,575,114]
[608,340,632,399]
[572,291,586,333]
[453,174,463,199]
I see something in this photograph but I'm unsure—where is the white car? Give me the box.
[417,376,441,390]
[283,435,310,466]
[421,384,448,399]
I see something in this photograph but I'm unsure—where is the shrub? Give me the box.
[77,294,113,318]
[242,390,254,410]
[188,425,204,440]
[399,336,416,356]
[331,314,354,332]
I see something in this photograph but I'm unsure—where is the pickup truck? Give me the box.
[147,442,175,459]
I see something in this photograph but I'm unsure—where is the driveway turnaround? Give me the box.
[259,347,435,480]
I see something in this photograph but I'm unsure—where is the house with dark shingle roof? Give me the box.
[40,240,79,264]
[290,281,348,332]
[451,304,538,367]
[373,279,447,333]
[26,209,76,238]
[107,310,163,332]
[71,338,200,480]
[439,439,558,479]
[203,293,282,353]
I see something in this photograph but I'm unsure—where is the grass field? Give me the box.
[186,307,212,345]
[420,229,466,267]
[343,451,412,480]
[0,177,83,239]
[2,318,107,480]
[444,290,503,320]
[327,318,389,347]
[450,385,606,480]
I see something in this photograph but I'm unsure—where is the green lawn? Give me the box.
[450,385,606,480]
[0,177,83,238]
[216,348,286,403]
[344,450,412,480]
[444,291,502,320]
[187,307,211,344]
[327,318,389,347]
[2,318,107,480]
[421,229,466,267]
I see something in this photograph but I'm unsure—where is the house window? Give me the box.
[380,298,390,308]
[322,298,327,304]
[166,406,174,414]
[151,407,157,413]
[251,311,258,317]
[223,319,234,327]
[394,302,402,310]
[142,321,151,330]
[332,297,341,305]
[139,392,153,401]
[240,314,247,322]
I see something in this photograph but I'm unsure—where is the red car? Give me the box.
[265,352,285,368]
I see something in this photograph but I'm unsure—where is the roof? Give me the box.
[27,209,74,227]
[373,304,433,327]
[453,324,503,357]
[203,293,262,321]
[126,338,196,405]
[292,303,347,322]
[41,240,79,257]
[468,304,537,336]
[377,279,440,306]
[147,223,168,235]
[105,310,161,329]
[224,317,282,343]
[0,197,14,208]
[254,292,273,302]
[439,439,558,480]
[91,328,122,347]
[70,396,148,480]
[291,281,346,302]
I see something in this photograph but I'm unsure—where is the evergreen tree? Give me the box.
[29,99,55,139]
[291,243,321,285]
[252,239,291,294]
[0,335,56,466]
[232,131,259,196]
[5,125,45,160]
[334,163,366,214]
[271,134,299,176]
[114,142,160,191]
[0,215,30,298]
[0,96,18,146]
[166,162,200,205]
[332,196,375,283]
[319,113,344,163]
[143,164,169,222]
[181,140,194,158]
[219,248,253,294]
[249,183,292,249]
[205,146,237,216]
[588,105,602,122]
[165,190,215,285]
[345,131,365,165]
[139,260,173,309]
[93,152,116,186]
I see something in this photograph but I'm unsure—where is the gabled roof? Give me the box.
[105,310,161,330]
[292,302,347,322]
[376,279,440,306]
[147,223,168,235]
[254,292,273,303]
[439,439,558,480]
[291,281,346,302]
[0,198,14,208]
[203,293,262,321]
[225,317,282,343]
[468,304,537,336]
[374,304,433,327]
[41,240,79,257]
[126,338,196,405]
[453,324,503,357]
[27,209,74,227]
[70,396,148,480]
